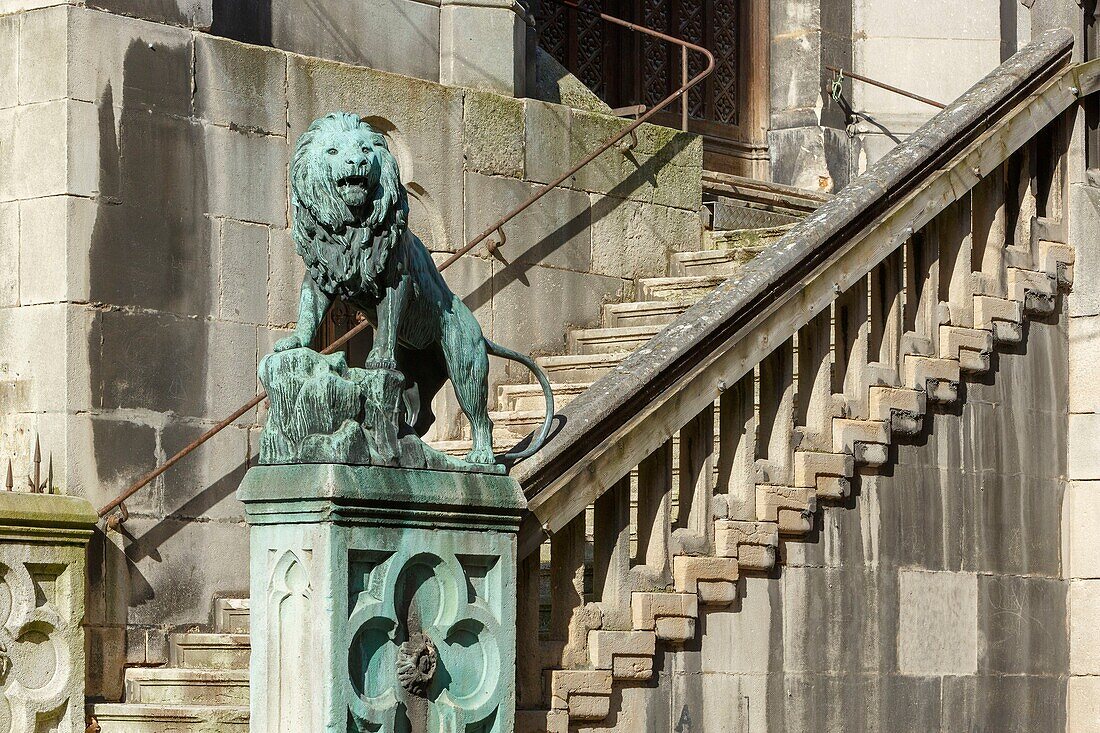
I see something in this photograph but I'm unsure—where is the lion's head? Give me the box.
[290,113,409,296]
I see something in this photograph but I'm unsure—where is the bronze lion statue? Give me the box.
[274,112,553,465]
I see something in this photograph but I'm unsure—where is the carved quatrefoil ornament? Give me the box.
[395,633,437,696]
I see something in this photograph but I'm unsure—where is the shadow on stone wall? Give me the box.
[212,0,272,46]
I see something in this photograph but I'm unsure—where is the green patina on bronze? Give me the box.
[260,112,554,471]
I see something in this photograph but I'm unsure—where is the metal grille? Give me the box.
[536,0,740,129]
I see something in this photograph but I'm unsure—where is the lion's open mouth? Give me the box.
[337,175,370,188]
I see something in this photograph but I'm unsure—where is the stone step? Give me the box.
[705,223,794,252]
[637,276,724,303]
[124,667,250,707]
[536,352,629,383]
[669,248,748,278]
[601,300,689,328]
[92,704,250,732]
[214,597,250,634]
[566,324,662,355]
[431,432,527,457]
[498,381,590,412]
[168,633,251,670]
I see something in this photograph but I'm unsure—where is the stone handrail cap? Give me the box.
[0,492,99,529]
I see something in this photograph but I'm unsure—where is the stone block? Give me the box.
[463,89,525,178]
[1068,481,1100,579]
[940,675,1066,732]
[490,263,625,365]
[0,101,65,202]
[1069,676,1100,732]
[0,14,17,110]
[524,99,574,188]
[1071,316,1100,414]
[590,196,701,280]
[86,0,212,28]
[67,7,193,116]
[195,34,287,135]
[897,569,977,675]
[213,218,269,323]
[1070,413,1100,480]
[977,574,1067,676]
[287,55,464,252]
[670,672,766,733]
[699,575,773,674]
[0,490,98,733]
[440,1,527,95]
[465,172,591,273]
[588,630,656,680]
[852,37,999,117]
[88,309,258,420]
[118,514,250,631]
[1069,185,1100,318]
[267,228,305,328]
[768,125,850,193]
[17,5,67,105]
[0,200,16,306]
[159,419,249,521]
[1071,580,1100,675]
[19,195,95,306]
[272,0,440,81]
[0,303,85,413]
[204,124,288,227]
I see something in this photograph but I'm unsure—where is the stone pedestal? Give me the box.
[440,0,532,96]
[238,464,525,733]
[0,492,98,733]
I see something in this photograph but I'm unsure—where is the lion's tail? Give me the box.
[485,340,556,463]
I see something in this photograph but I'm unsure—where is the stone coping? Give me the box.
[0,491,98,530]
[513,27,1075,498]
[238,464,526,524]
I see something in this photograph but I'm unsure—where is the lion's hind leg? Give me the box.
[440,301,495,465]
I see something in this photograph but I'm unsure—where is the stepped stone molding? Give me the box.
[0,492,97,733]
[238,465,524,733]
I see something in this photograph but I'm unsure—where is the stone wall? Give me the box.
[574,314,1069,731]
[0,0,535,96]
[0,4,700,696]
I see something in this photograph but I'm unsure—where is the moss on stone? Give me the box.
[463,90,525,178]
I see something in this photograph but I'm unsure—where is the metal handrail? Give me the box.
[826,64,947,110]
[97,7,715,521]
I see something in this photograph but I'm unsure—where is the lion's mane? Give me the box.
[290,112,409,300]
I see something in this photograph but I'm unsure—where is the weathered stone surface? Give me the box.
[941,675,1066,732]
[212,217,269,323]
[768,126,849,193]
[266,228,305,328]
[0,201,17,306]
[440,1,527,95]
[87,0,212,29]
[19,195,95,306]
[1068,481,1100,579]
[1071,316,1100,413]
[897,569,977,675]
[1069,676,1100,732]
[271,0,440,82]
[978,575,1067,676]
[68,7,193,115]
[204,124,288,227]
[1071,580,1100,675]
[17,5,67,105]
[463,89,525,178]
[0,14,17,110]
[590,196,700,280]
[195,34,287,135]
[465,172,592,272]
[1070,413,1100,480]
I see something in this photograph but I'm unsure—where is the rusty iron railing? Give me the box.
[827,65,947,110]
[96,6,716,522]
[5,435,50,494]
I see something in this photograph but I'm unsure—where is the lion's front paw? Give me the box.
[465,447,496,465]
[273,334,306,353]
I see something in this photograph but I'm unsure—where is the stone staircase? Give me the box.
[91,599,251,731]
[435,182,812,457]
[88,177,826,730]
